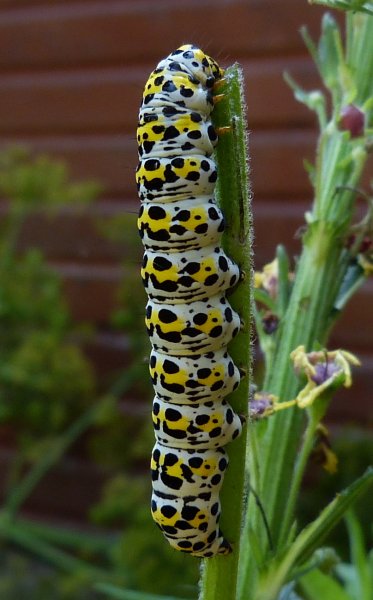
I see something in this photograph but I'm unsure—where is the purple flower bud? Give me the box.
[262,312,279,335]
[311,361,340,385]
[249,395,273,419]
[339,104,365,138]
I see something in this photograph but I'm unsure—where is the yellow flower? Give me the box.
[254,259,279,298]
[290,345,360,409]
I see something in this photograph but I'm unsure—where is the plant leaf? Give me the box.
[298,568,351,600]
[309,0,373,15]
[254,288,277,313]
[255,467,373,600]
[288,467,373,566]
[345,512,372,600]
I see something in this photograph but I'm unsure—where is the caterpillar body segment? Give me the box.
[151,443,231,557]
[151,489,230,557]
[141,245,240,304]
[137,44,243,557]
[145,294,240,356]
[149,348,241,404]
[151,444,229,495]
[152,397,244,449]
[136,155,218,202]
[138,196,225,252]
[138,109,218,159]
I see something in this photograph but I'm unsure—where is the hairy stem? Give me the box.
[199,64,252,600]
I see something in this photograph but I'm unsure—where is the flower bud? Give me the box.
[254,259,279,299]
[262,312,279,335]
[290,345,360,409]
[339,104,365,138]
[249,392,277,419]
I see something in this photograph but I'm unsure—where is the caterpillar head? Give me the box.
[167,44,223,87]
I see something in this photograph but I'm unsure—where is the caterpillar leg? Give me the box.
[213,93,226,105]
[212,77,227,93]
[215,125,232,136]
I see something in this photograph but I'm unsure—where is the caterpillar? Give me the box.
[136,44,243,557]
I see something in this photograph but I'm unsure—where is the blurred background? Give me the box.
[0,0,371,598]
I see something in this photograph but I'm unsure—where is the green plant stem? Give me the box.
[247,417,262,498]
[277,412,319,549]
[199,64,252,600]
[255,229,347,535]
[255,139,365,539]
[238,233,348,594]
[345,511,372,600]
[238,9,372,600]
[240,135,367,600]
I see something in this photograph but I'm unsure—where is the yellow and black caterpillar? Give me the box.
[136,44,243,557]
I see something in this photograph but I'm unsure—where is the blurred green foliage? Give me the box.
[0,147,99,448]
[0,552,100,600]
[0,146,99,214]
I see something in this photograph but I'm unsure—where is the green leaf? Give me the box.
[309,0,373,15]
[333,263,365,312]
[288,468,373,566]
[345,512,373,600]
[284,72,327,128]
[318,14,344,98]
[299,568,351,600]
[254,288,277,313]
[94,583,187,600]
[346,12,373,108]
[254,468,373,600]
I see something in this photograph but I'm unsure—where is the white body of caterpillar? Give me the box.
[136,44,243,557]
